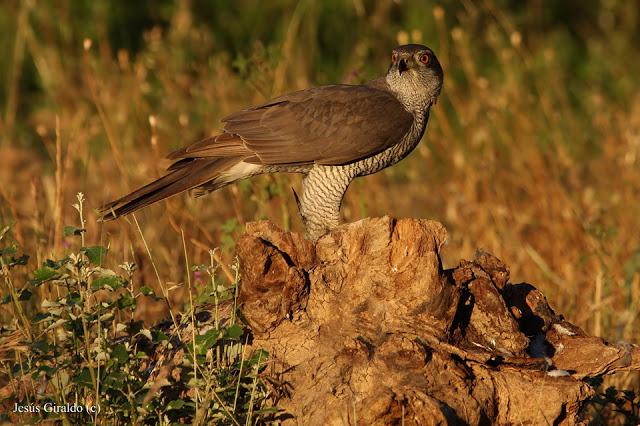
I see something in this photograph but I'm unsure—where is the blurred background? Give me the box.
[0,0,639,393]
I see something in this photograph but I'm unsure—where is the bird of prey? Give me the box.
[99,44,443,240]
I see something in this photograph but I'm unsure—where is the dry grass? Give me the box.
[0,0,639,421]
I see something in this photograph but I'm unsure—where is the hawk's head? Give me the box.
[386,44,443,110]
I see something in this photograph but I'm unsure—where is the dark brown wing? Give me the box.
[217,84,414,166]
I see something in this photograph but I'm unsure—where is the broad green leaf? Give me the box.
[0,245,16,256]
[82,246,107,265]
[195,329,220,352]
[166,400,185,410]
[249,349,269,365]
[103,370,125,388]
[112,344,128,364]
[66,292,81,305]
[45,259,63,269]
[30,267,59,285]
[152,330,169,342]
[72,368,93,388]
[224,323,244,340]
[117,293,135,309]
[63,226,85,236]
[32,339,49,354]
[140,286,155,296]
[91,275,126,291]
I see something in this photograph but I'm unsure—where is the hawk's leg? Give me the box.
[299,165,353,241]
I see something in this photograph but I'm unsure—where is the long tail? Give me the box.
[98,157,241,221]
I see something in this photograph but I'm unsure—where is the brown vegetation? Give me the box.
[1,1,640,422]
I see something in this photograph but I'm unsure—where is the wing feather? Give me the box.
[222,84,414,166]
[165,83,414,168]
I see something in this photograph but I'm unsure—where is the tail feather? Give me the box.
[98,157,240,221]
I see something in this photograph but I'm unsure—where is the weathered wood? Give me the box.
[238,217,640,425]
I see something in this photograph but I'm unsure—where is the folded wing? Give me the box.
[169,84,414,167]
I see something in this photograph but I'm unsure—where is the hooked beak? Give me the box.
[398,58,408,75]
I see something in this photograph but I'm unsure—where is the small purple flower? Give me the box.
[194,270,202,279]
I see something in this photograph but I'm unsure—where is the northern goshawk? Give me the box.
[99,44,444,240]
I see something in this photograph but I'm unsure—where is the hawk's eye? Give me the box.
[419,53,430,65]
[391,53,398,63]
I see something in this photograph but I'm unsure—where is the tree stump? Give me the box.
[237,217,640,425]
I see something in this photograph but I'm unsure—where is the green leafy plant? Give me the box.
[0,194,280,425]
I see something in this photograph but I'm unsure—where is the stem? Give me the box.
[182,229,199,416]
[0,259,32,340]
[132,214,178,329]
